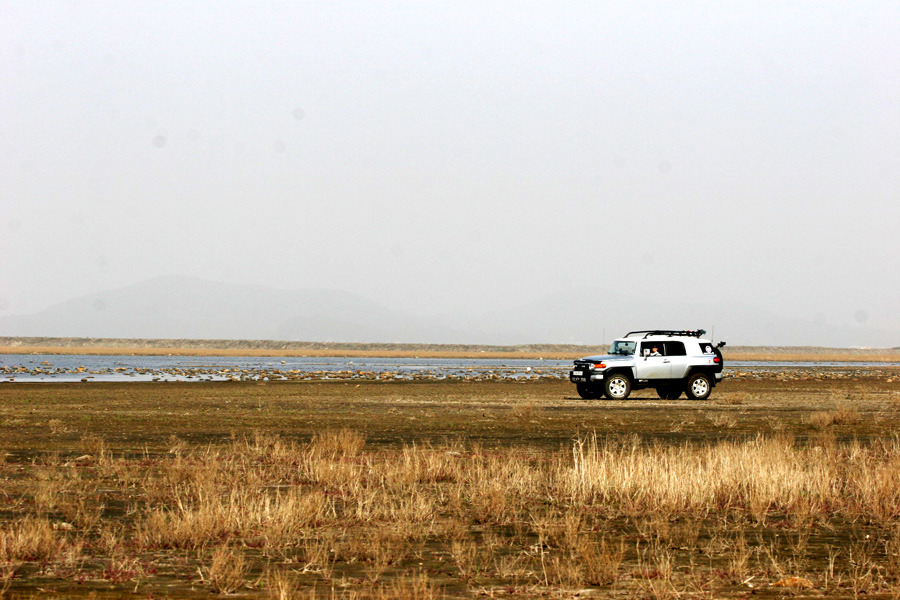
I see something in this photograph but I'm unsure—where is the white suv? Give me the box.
[569,329,725,400]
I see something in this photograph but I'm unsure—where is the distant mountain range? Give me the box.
[0,276,458,343]
[1,275,897,347]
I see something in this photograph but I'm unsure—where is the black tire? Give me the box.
[656,385,682,400]
[685,372,712,400]
[604,373,631,400]
[576,384,599,400]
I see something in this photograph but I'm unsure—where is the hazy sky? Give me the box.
[2,2,899,337]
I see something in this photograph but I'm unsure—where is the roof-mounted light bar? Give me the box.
[624,329,708,339]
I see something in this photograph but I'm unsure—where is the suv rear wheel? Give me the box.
[685,372,712,400]
[604,374,631,400]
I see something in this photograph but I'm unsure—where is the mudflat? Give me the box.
[1,373,899,598]
[2,375,900,452]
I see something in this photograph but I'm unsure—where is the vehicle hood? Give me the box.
[575,354,631,363]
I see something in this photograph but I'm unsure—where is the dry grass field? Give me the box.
[2,373,900,599]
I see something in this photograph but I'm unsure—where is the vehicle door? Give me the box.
[664,341,690,378]
[634,341,670,379]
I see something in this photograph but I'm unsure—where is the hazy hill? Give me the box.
[1,276,897,347]
[0,276,460,343]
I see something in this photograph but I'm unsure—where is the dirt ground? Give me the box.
[2,374,899,454]
[2,372,900,599]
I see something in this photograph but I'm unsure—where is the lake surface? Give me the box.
[2,354,898,383]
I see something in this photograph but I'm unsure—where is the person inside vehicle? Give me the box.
[649,346,662,356]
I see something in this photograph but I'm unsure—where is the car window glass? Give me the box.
[701,343,715,354]
[641,342,664,356]
[610,341,635,355]
[665,341,686,356]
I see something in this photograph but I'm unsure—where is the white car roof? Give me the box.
[617,335,710,343]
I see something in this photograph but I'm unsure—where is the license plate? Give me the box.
[572,370,583,376]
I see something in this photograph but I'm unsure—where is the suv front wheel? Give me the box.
[685,372,712,400]
[576,383,601,400]
[604,373,631,400]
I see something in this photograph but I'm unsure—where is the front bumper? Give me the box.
[570,369,604,383]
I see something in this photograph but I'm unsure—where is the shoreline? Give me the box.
[2,339,900,363]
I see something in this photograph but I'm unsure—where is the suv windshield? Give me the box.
[609,340,636,356]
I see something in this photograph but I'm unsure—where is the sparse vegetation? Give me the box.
[3,336,900,362]
[0,373,899,598]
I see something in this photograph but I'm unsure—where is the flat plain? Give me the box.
[2,370,900,599]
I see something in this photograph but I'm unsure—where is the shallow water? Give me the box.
[2,353,898,383]
[0,353,572,382]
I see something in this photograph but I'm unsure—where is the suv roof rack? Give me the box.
[624,329,707,339]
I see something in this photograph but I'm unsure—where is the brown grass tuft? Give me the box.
[203,545,248,594]
[578,536,625,586]
[0,517,62,562]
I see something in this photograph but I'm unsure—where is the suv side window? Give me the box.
[640,342,665,356]
[664,341,686,356]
